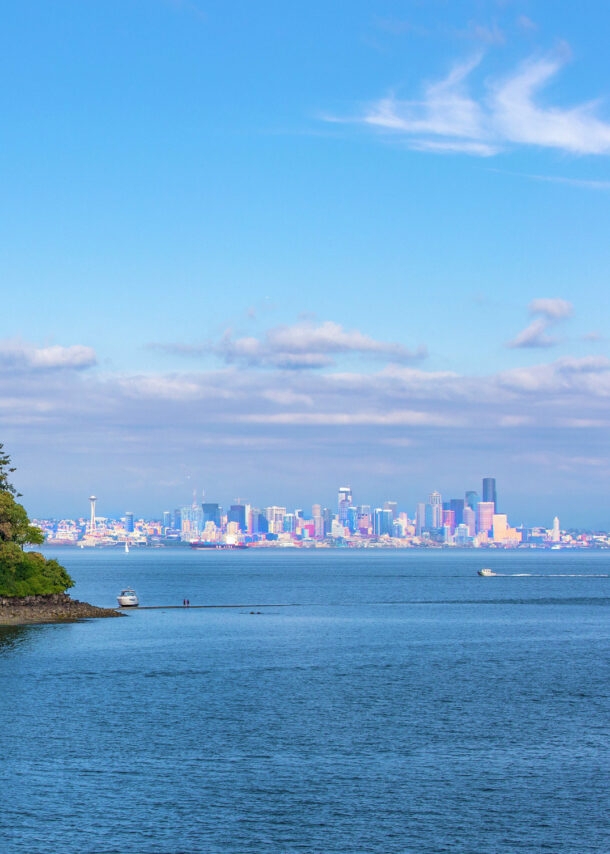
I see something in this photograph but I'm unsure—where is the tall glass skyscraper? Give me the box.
[482,478,497,511]
[227,504,246,531]
[465,491,478,511]
[338,486,352,525]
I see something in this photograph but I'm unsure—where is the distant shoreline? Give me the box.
[0,593,123,626]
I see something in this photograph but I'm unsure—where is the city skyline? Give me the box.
[36,472,604,549]
[35,475,590,536]
[2,1,610,527]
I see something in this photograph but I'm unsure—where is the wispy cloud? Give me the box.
[341,49,610,157]
[363,54,497,155]
[488,168,610,191]
[151,321,427,370]
[517,16,537,33]
[507,318,557,349]
[507,298,574,349]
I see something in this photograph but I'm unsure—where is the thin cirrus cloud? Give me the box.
[151,321,427,369]
[507,298,574,349]
[344,49,610,157]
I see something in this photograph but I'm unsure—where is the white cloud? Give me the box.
[151,321,426,370]
[506,318,557,349]
[239,410,459,427]
[345,49,610,157]
[507,297,574,349]
[490,54,610,154]
[0,339,97,370]
[529,298,574,319]
[498,356,610,393]
[5,343,610,526]
[364,54,489,143]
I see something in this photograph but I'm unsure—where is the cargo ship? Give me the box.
[190,542,249,550]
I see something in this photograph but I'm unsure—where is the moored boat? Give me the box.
[117,588,139,606]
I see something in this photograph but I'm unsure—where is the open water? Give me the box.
[1,547,609,853]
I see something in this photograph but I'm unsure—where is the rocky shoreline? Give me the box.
[0,592,124,626]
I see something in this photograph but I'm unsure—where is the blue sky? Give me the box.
[2,0,610,526]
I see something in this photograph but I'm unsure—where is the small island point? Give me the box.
[0,443,121,626]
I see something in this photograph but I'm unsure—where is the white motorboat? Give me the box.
[117,588,139,607]
[478,568,496,577]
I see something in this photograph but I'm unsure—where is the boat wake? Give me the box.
[500,573,609,578]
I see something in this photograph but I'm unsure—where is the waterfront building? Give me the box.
[227,504,246,531]
[338,486,352,525]
[346,506,358,534]
[180,504,203,539]
[477,502,495,535]
[202,520,218,541]
[416,502,426,536]
[482,478,497,512]
[493,514,522,545]
[312,503,325,538]
[202,503,221,528]
[463,506,476,537]
[250,508,269,535]
[449,499,465,526]
[552,516,560,543]
[465,491,478,511]
[428,491,443,529]
[455,523,471,545]
[492,514,508,542]
[331,518,347,539]
[125,512,134,533]
[266,506,286,534]
[373,508,393,537]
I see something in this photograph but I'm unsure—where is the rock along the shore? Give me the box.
[0,592,124,626]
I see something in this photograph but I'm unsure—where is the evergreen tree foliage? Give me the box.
[0,446,74,597]
[0,443,20,497]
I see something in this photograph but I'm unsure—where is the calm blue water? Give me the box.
[1,548,609,853]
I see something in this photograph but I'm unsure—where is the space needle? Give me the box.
[89,495,97,536]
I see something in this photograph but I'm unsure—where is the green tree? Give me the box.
[0,492,45,548]
[0,442,20,497]
[0,446,74,597]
